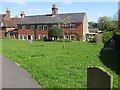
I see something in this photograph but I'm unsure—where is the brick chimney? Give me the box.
[20,11,25,18]
[4,8,10,20]
[52,4,58,16]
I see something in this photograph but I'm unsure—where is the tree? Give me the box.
[98,16,117,31]
[88,21,98,28]
[113,11,118,21]
[48,26,64,40]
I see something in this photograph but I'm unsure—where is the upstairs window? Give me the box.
[70,24,75,30]
[43,25,48,30]
[37,25,42,30]
[22,26,26,30]
[30,25,35,30]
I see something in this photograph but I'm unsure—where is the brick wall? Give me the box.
[18,23,83,40]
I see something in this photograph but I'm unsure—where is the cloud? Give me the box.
[2,0,26,5]
[28,8,51,15]
[62,0,73,5]
[28,8,51,12]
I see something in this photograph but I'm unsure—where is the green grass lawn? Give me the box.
[1,39,119,88]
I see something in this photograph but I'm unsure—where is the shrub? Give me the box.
[48,26,64,40]
[102,31,113,43]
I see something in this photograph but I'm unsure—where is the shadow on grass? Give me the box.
[99,34,120,75]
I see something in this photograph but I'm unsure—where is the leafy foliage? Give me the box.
[98,16,117,31]
[102,31,113,43]
[48,26,64,40]
[88,21,98,28]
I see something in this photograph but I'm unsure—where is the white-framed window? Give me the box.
[38,35,43,40]
[19,35,22,39]
[30,25,35,30]
[64,35,69,39]
[70,35,75,39]
[37,25,42,30]
[43,25,48,30]
[70,24,75,30]
[22,26,26,30]
[24,35,27,40]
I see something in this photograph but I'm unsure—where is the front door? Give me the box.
[28,35,31,40]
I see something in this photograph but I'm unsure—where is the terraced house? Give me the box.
[0,8,21,38]
[18,4,89,41]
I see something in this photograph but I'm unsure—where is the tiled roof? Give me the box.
[11,18,21,26]
[3,20,15,27]
[18,13,86,24]
[3,18,21,28]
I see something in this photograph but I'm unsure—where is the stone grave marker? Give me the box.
[87,66,112,89]
[110,39,115,48]
[96,34,102,44]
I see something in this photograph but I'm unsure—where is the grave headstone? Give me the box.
[96,34,102,44]
[87,66,112,89]
[28,40,32,45]
[110,39,115,48]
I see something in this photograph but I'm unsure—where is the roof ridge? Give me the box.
[25,12,86,17]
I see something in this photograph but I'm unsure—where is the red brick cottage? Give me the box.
[18,4,89,41]
[0,8,21,38]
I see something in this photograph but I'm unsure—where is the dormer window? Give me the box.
[70,24,75,30]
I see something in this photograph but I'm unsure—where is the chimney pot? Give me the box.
[52,4,58,16]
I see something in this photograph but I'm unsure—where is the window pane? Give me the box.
[20,35,22,39]
[22,26,26,30]
[31,25,35,30]
[43,25,48,30]
[24,35,27,39]
[71,36,75,38]
[70,24,75,30]
[64,35,69,38]
[37,25,42,30]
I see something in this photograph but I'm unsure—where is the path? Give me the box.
[1,54,41,88]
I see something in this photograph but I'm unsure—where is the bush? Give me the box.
[102,31,113,43]
[71,38,77,41]
[114,29,120,35]
[48,26,64,40]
